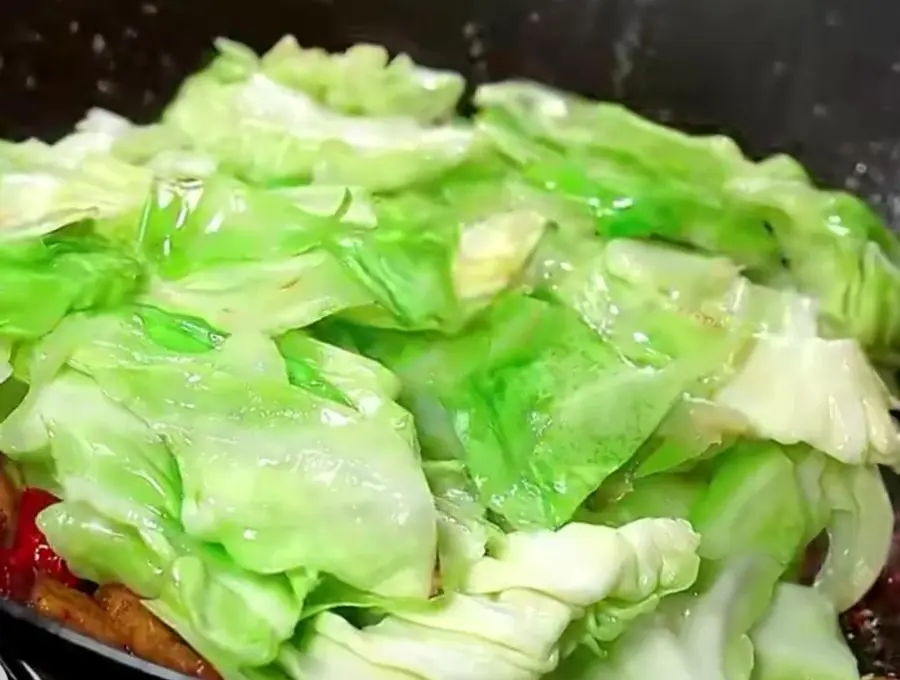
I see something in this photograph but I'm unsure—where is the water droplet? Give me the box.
[92,33,107,54]
[462,21,480,39]
[96,79,113,94]
[855,162,869,175]
[528,11,541,23]
[812,103,829,118]
[141,2,159,14]
[68,20,80,35]
[24,75,37,90]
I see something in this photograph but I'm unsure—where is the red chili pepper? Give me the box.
[16,487,57,528]
[0,489,80,600]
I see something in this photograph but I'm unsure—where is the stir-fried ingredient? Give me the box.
[94,585,221,680]
[0,488,79,601]
[1,35,899,680]
[842,510,900,678]
[0,467,220,678]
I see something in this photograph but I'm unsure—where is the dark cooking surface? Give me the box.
[3,0,900,678]
[3,0,900,224]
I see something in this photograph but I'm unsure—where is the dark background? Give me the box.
[3,0,900,224]
[2,1,900,678]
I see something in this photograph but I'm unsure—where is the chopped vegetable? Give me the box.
[749,583,859,680]
[2,34,898,680]
[0,488,79,601]
[279,518,700,680]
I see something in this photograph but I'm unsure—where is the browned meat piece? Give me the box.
[29,575,125,649]
[0,463,18,544]
[95,584,222,680]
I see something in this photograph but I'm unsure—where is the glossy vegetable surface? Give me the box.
[1,35,899,680]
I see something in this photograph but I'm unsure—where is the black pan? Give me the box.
[0,599,186,680]
[2,0,900,678]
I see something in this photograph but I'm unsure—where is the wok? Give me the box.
[2,0,900,677]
